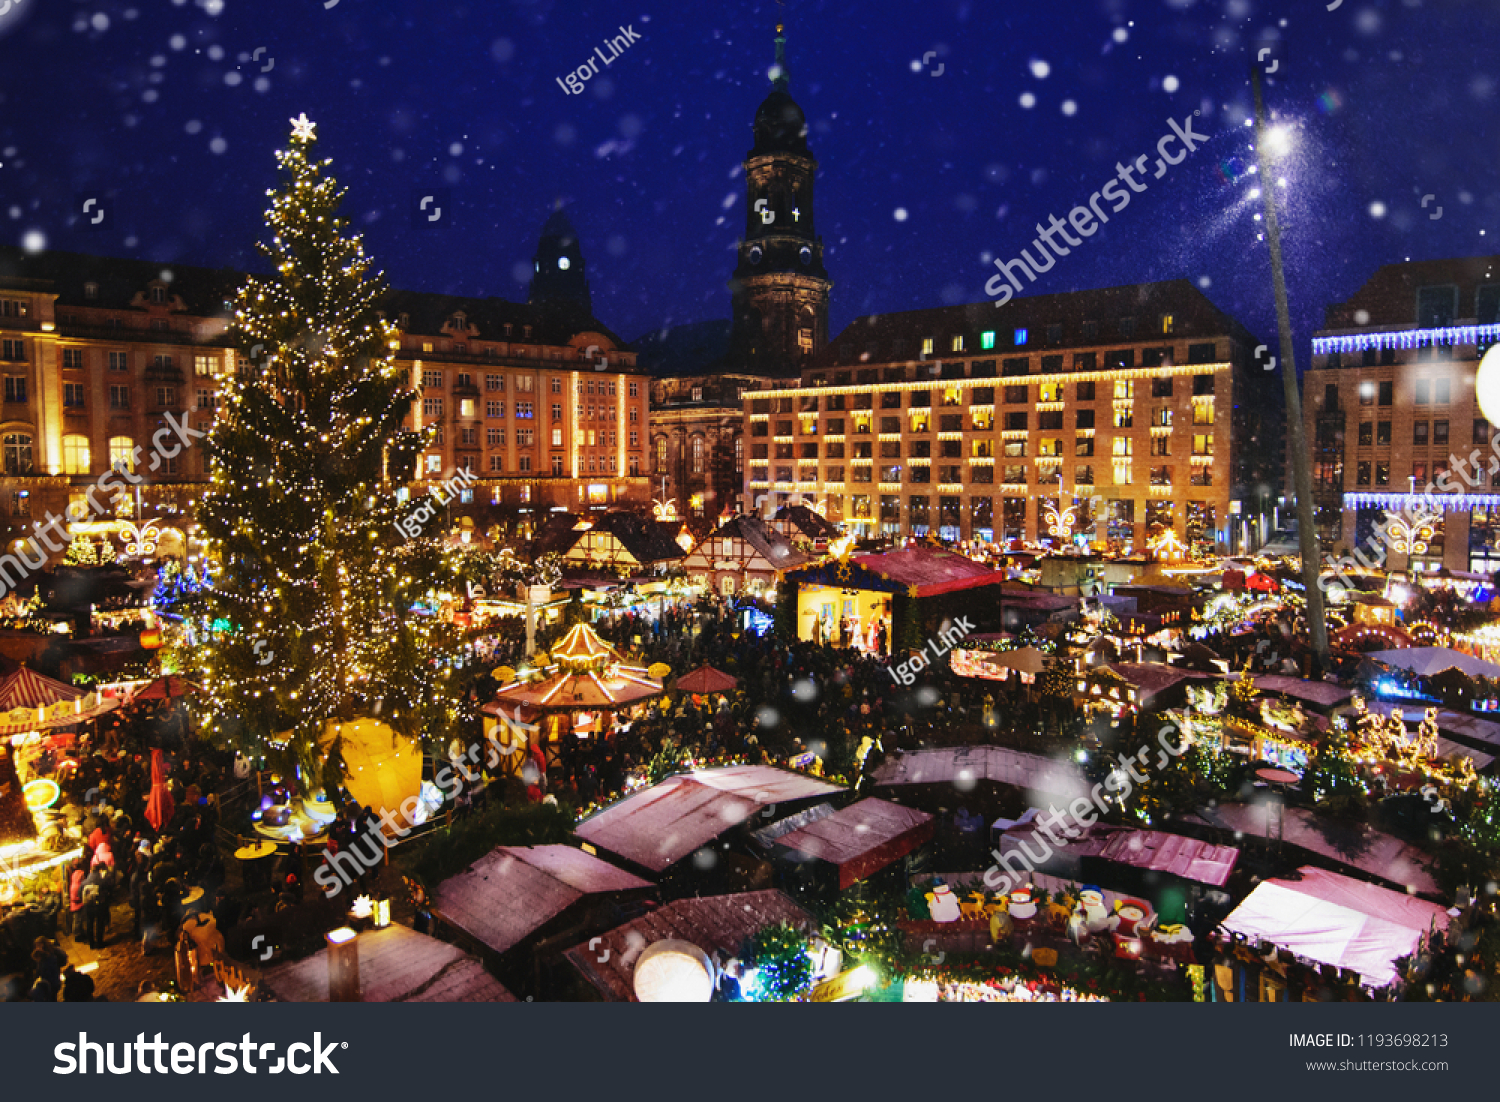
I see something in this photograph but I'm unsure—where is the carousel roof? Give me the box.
[551,622,621,665]
[490,625,662,713]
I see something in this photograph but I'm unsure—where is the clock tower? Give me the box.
[728,25,832,377]
[529,205,593,316]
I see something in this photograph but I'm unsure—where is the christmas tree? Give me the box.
[62,536,97,566]
[1303,725,1365,803]
[183,114,465,773]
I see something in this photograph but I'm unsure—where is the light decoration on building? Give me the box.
[652,498,678,521]
[1150,528,1187,559]
[1312,323,1500,355]
[1345,491,1498,509]
[1383,511,1437,555]
[118,520,161,559]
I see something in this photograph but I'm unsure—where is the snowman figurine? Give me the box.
[1077,886,1112,934]
[1007,885,1038,923]
[925,881,962,923]
[1112,899,1150,937]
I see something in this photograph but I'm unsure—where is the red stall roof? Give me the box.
[774,798,936,889]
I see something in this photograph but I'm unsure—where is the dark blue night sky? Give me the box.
[1,0,1496,360]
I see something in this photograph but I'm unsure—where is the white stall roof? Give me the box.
[1220,866,1449,988]
[872,745,1092,807]
[435,844,652,954]
[574,765,842,872]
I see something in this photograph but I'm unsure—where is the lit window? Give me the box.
[108,436,134,472]
[425,454,441,474]
[921,337,934,355]
[1014,328,1028,346]
[3,433,33,476]
[951,335,964,352]
[552,427,563,447]
[981,331,996,350]
[62,435,90,475]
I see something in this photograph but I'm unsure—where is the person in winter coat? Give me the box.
[80,865,109,950]
[60,964,95,1002]
[66,859,87,938]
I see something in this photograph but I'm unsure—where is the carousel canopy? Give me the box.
[491,622,663,713]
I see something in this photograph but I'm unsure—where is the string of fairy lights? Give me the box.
[173,115,471,772]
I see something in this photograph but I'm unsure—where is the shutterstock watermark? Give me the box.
[0,411,205,598]
[312,706,536,899]
[393,467,476,540]
[53,1033,343,1075]
[890,616,975,686]
[982,723,1189,894]
[985,114,1210,306]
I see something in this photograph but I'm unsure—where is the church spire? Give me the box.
[771,24,788,90]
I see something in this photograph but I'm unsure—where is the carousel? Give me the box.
[482,622,664,768]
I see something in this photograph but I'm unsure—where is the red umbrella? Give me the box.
[144,748,174,831]
[133,676,203,701]
[675,665,739,694]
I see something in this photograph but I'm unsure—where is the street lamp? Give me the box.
[1251,65,1331,673]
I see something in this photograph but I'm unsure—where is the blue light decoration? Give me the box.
[1313,323,1500,355]
[1343,491,1500,510]
[1373,678,1439,704]
[741,607,774,637]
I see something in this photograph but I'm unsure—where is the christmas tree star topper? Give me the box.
[290,113,317,142]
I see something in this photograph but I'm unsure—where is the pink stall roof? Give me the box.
[434,844,653,955]
[1220,866,1450,988]
[1094,830,1239,887]
[575,765,843,872]
[262,924,515,1002]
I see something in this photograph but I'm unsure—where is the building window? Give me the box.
[551,427,563,447]
[981,331,996,350]
[1358,421,1372,446]
[516,428,533,446]
[195,355,216,376]
[692,437,705,473]
[422,370,442,389]
[2,433,32,475]
[655,438,667,471]
[109,351,128,372]
[62,349,83,370]
[1434,420,1449,446]
[691,386,704,402]
[550,377,562,394]
[109,385,129,409]
[459,399,476,418]
[1191,434,1214,456]
[1161,314,1174,334]
[156,387,176,408]
[488,401,504,418]
[1376,420,1391,446]
[460,426,478,446]
[422,397,443,417]
[0,340,25,362]
[1376,461,1390,486]
[108,436,134,472]
[489,455,504,473]
[62,434,90,475]
[518,455,531,473]
[63,383,85,408]
[487,374,503,391]
[1113,380,1133,400]
[1414,421,1429,447]
[1415,379,1431,405]
[487,428,503,447]
[1378,381,1393,406]
[1356,461,1371,486]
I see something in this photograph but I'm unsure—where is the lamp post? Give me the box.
[1251,65,1331,673]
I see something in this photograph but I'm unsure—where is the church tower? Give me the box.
[727,25,832,377]
[529,205,593,316]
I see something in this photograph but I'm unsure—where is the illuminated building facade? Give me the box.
[0,224,649,558]
[1303,254,1500,574]
[744,280,1280,551]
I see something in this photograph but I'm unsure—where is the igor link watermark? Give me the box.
[0,411,205,598]
[393,467,476,540]
[983,723,1190,894]
[985,114,1210,306]
[890,616,975,686]
[555,24,642,95]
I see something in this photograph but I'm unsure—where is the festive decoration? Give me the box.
[740,922,814,1002]
[1384,511,1437,556]
[176,115,461,774]
[62,536,97,566]
[926,882,962,922]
